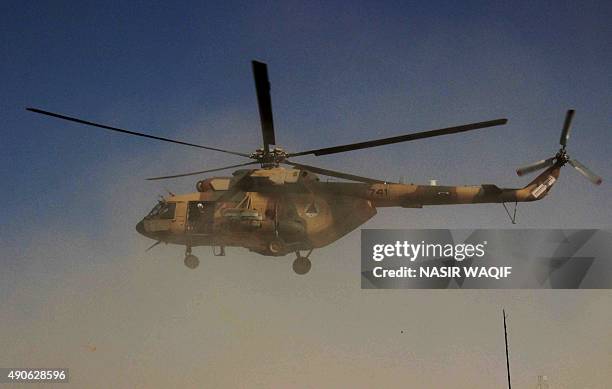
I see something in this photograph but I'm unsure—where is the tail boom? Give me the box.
[371,165,561,208]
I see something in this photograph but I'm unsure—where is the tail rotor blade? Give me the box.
[559,109,575,148]
[568,159,602,185]
[516,157,555,176]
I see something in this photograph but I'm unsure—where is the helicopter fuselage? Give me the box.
[136,166,560,256]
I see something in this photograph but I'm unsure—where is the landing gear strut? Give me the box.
[292,249,313,275]
[184,246,199,269]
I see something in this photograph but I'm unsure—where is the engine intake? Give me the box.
[196,177,231,192]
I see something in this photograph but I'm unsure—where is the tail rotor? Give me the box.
[516,109,602,185]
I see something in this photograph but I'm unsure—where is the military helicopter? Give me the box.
[27,61,602,274]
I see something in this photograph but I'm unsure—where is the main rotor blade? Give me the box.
[146,161,259,181]
[26,107,251,158]
[559,109,575,148]
[283,160,386,184]
[288,118,508,157]
[516,157,555,176]
[568,159,602,185]
[252,61,276,151]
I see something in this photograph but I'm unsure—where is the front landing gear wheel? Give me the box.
[184,254,200,269]
[292,256,311,275]
[268,240,284,255]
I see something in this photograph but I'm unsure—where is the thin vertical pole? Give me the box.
[503,309,512,389]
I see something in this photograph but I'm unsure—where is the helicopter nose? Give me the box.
[136,220,146,235]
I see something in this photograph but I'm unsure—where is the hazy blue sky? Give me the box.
[1,1,611,388]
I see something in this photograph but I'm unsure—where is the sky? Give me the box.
[1,1,611,388]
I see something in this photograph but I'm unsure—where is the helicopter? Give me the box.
[27,60,602,274]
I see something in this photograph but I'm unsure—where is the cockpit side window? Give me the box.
[146,203,163,218]
[158,202,176,219]
[146,202,176,220]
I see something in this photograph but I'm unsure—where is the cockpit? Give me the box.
[145,201,176,220]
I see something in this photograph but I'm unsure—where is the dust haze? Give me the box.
[3,113,611,387]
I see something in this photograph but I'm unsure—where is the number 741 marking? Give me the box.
[369,188,388,197]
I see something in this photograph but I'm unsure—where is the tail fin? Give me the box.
[520,165,561,201]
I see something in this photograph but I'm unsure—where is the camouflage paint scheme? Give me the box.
[136,164,561,256]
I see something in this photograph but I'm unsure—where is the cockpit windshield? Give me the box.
[146,202,176,220]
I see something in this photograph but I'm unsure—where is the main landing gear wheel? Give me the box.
[184,254,199,269]
[184,246,199,269]
[292,249,313,275]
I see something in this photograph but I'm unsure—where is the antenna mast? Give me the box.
[503,309,512,389]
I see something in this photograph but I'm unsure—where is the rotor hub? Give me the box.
[555,149,569,165]
[250,147,288,167]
